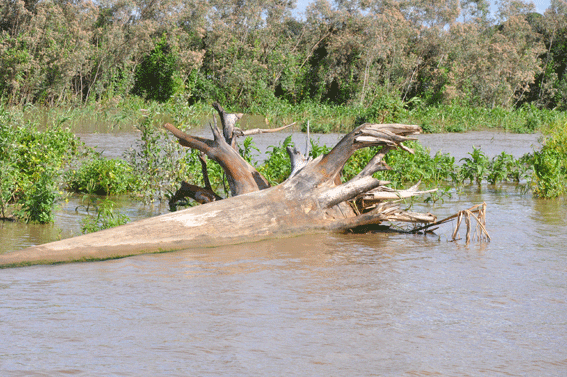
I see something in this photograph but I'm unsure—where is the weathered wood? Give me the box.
[169,181,222,205]
[212,102,243,150]
[241,122,295,136]
[0,184,350,267]
[286,145,310,178]
[163,119,269,196]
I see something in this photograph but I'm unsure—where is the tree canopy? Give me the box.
[0,0,566,110]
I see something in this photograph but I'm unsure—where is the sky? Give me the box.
[294,0,553,16]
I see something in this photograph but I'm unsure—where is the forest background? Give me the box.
[1,0,567,113]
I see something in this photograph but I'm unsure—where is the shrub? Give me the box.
[66,156,133,195]
[529,122,567,198]
[131,35,183,103]
[0,104,82,222]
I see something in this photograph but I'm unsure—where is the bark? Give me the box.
[163,115,269,197]
[0,115,438,268]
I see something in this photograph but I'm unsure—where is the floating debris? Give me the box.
[411,202,490,245]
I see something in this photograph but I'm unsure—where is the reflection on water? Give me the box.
[1,187,566,376]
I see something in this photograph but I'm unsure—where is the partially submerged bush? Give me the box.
[81,199,130,234]
[0,105,82,223]
[66,156,133,195]
[529,122,567,198]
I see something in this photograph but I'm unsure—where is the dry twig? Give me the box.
[411,202,490,245]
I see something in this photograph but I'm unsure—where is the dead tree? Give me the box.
[0,105,438,268]
[168,102,295,206]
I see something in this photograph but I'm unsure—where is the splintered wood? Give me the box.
[450,203,491,244]
[412,202,491,244]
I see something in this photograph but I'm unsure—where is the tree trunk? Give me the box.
[0,107,437,268]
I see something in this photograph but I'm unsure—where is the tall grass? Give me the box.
[8,95,567,136]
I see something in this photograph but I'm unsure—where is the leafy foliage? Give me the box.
[528,121,567,198]
[66,156,133,195]
[0,104,82,222]
[132,35,183,102]
[0,0,566,112]
[258,135,294,186]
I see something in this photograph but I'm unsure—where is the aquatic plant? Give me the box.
[81,199,130,234]
[258,135,294,186]
[66,155,134,196]
[528,122,567,198]
[460,147,491,185]
[0,104,82,223]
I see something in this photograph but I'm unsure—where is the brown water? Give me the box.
[1,186,566,376]
[2,131,566,375]
[77,129,541,161]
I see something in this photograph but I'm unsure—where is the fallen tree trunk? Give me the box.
[0,181,434,268]
[0,109,438,268]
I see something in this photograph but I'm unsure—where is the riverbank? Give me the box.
[8,97,567,135]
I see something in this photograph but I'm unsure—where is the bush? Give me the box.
[0,104,82,222]
[66,156,133,195]
[258,135,294,186]
[529,122,567,198]
[15,171,58,224]
[131,35,183,102]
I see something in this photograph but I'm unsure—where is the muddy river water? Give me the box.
[1,130,566,376]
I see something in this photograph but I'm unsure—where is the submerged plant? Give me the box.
[0,105,83,223]
[125,111,196,202]
[81,198,130,234]
[66,156,133,195]
[460,147,490,185]
[528,122,567,198]
[0,161,17,219]
[15,169,59,224]
[258,135,294,186]
[487,152,518,184]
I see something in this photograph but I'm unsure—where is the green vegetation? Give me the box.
[527,121,567,198]
[66,156,133,195]
[80,198,130,234]
[132,34,183,103]
[1,0,566,112]
[2,97,567,232]
[0,104,82,222]
[258,135,294,186]
[2,0,566,240]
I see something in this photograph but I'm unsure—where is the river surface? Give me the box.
[76,128,541,161]
[2,130,566,376]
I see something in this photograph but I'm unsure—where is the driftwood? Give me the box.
[0,104,441,268]
[410,203,490,244]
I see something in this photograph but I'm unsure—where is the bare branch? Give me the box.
[353,145,393,179]
[286,146,311,178]
[163,120,269,196]
[238,122,296,136]
[318,176,389,209]
[169,181,222,206]
[212,102,244,149]
[359,181,437,203]
[295,123,422,188]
